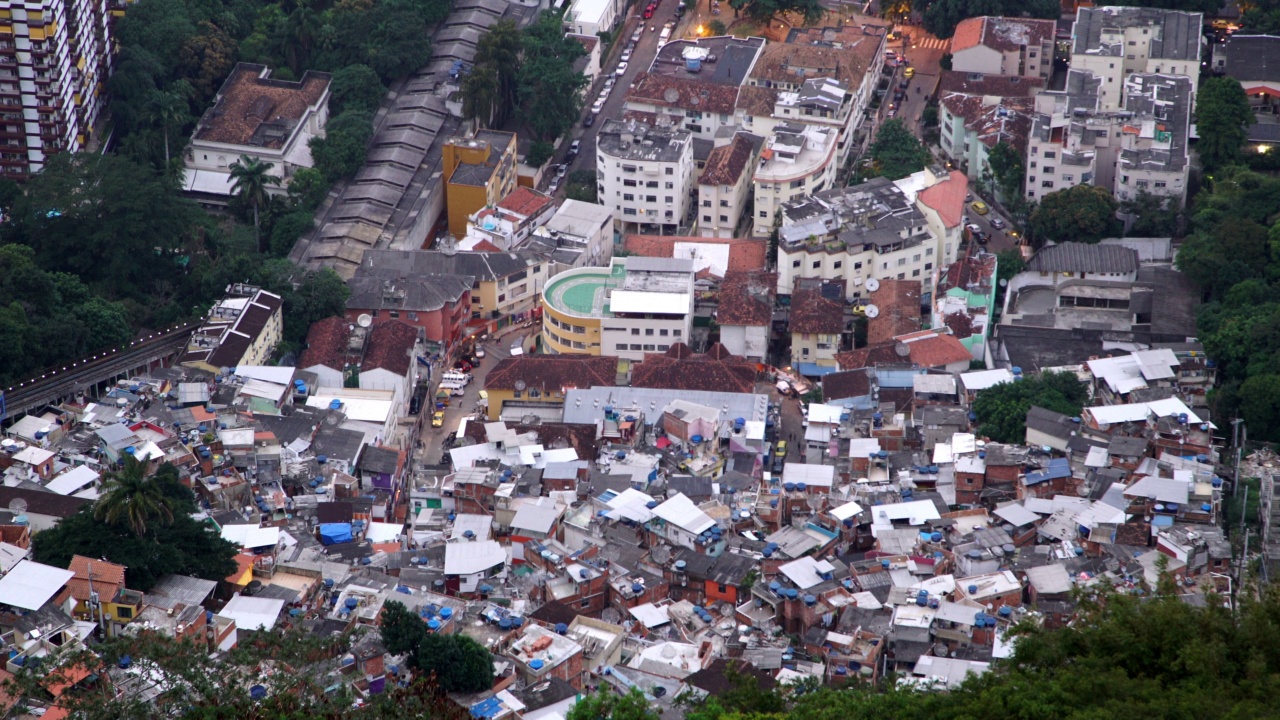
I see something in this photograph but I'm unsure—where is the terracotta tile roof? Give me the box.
[571,34,599,52]
[66,555,126,603]
[470,239,504,252]
[836,331,971,370]
[916,171,968,230]
[300,316,348,372]
[630,343,759,393]
[898,330,973,367]
[735,86,779,117]
[485,355,618,392]
[194,63,331,149]
[866,278,921,345]
[951,17,987,53]
[497,187,554,218]
[362,320,418,377]
[822,368,873,401]
[717,270,776,327]
[789,288,844,335]
[749,35,879,88]
[623,235,768,273]
[938,71,1044,97]
[627,72,740,115]
[700,136,757,187]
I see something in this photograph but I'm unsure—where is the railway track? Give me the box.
[1,322,198,420]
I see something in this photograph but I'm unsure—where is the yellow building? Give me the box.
[789,285,845,375]
[179,284,285,373]
[482,355,619,421]
[443,129,519,238]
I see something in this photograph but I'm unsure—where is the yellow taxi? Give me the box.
[432,411,445,428]
[904,66,915,79]
[970,200,990,215]
[775,440,788,457]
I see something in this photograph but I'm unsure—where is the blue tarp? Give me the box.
[319,523,354,546]
[795,362,841,378]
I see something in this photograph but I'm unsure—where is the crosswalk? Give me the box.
[913,36,951,51]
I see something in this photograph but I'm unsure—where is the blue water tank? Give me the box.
[930,532,942,542]
[968,584,978,594]
[835,665,847,675]
[784,482,796,492]
[880,559,890,568]
[499,618,512,630]
[317,455,328,464]
[250,685,267,700]
[530,659,545,670]
[998,605,1012,617]
[439,607,454,619]
[646,500,658,509]
[785,588,798,599]
[691,435,703,444]
[1011,367,1023,376]
[428,619,442,630]
[686,56,702,71]
[1201,503,1212,512]
[631,583,644,594]
[803,594,816,606]
[555,623,568,634]
[119,655,132,669]
[769,581,781,593]
[463,530,475,539]
[796,482,807,492]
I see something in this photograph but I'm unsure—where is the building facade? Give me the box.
[443,129,519,238]
[596,119,694,235]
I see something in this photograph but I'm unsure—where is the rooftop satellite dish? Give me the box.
[602,607,623,624]
[895,342,911,357]
[864,304,880,319]
[663,88,680,103]
[357,314,373,328]
[719,602,735,617]
[651,545,671,564]
[514,380,527,391]
[865,278,880,292]
[7,498,27,514]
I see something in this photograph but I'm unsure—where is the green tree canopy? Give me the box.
[379,601,494,693]
[727,0,824,26]
[517,12,588,142]
[971,370,1088,442]
[1028,184,1121,245]
[985,141,1023,203]
[1196,77,1254,174]
[330,63,387,114]
[95,456,176,537]
[867,119,931,181]
[920,0,1057,39]
[310,110,374,182]
[567,688,660,720]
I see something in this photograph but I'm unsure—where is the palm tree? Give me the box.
[282,2,322,75]
[460,63,499,127]
[94,456,174,537]
[229,155,281,253]
[474,20,522,126]
[145,89,189,170]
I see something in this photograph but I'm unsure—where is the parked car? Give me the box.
[771,454,786,474]
[582,114,595,128]
[616,61,629,76]
[475,347,486,359]
[775,440,788,457]
[970,200,990,215]
[904,66,915,79]
[621,49,632,63]
[990,217,1006,230]
[591,98,606,114]
[632,29,642,42]
[432,411,445,428]
[643,3,656,18]
[569,139,581,154]
[555,164,568,179]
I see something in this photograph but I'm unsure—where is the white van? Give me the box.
[442,371,470,386]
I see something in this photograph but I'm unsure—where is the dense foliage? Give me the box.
[675,583,1280,720]
[380,601,495,693]
[460,12,588,142]
[917,0,1057,40]
[1028,184,1122,245]
[32,462,237,591]
[971,371,1088,443]
[1196,77,1255,174]
[727,0,825,26]
[1175,166,1280,440]
[867,119,931,181]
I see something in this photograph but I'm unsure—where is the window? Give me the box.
[666,182,674,189]
[760,210,768,218]
[1135,179,1149,189]
[1044,151,1056,159]
[645,328,655,336]
[833,260,842,269]
[1041,180,1054,188]
[660,328,669,336]
[581,599,592,608]
[792,260,801,268]
[1030,161,1037,169]
[719,200,730,207]
[665,196,673,203]
[790,179,805,189]
[623,164,637,173]
[897,273,905,280]
[624,208,636,215]
[643,344,656,351]
[408,312,418,320]
[912,269,920,277]
[913,254,921,262]
[701,199,711,207]
[647,181,658,188]
[924,263,932,271]
[926,248,933,256]
[646,195,657,202]
[812,260,821,269]
[665,167,674,175]
[719,215,728,222]
[802,347,810,356]
[389,311,400,318]
[1154,181,1167,189]
[632,328,640,335]
[897,258,906,266]
[630,344,642,350]
[704,215,712,222]
[573,325,585,333]
[1121,175,1129,184]
[1042,166,1055,174]
[624,179,637,187]
[854,262,862,269]
[1062,174,1074,182]
[623,193,635,201]
[616,343,628,350]
[497,294,505,303]
[116,606,134,619]
[673,330,682,337]
[658,344,670,351]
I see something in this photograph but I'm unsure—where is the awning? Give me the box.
[655,437,672,449]
[796,362,841,377]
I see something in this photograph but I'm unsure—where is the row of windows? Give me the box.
[618,164,676,175]
[620,193,674,203]
[547,316,587,334]
[621,327,680,337]
[546,328,586,349]
[616,343,670,352]
[623,179,674,189]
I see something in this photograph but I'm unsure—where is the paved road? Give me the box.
[416,326,539,467]
[539,4,683,195]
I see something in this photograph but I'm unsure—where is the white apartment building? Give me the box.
[184,63,331,202]
[696,133,760,238]
[0,0,113,178]
[775,169,968,301]
[596,118,694,235]
[462,187,556,251]
[530,199,615,273]
[950,17,1056,80]
[1025,70,1191,204]
[1069,6,1202,111]
[752,123,839,236]
[936,73,1043,188]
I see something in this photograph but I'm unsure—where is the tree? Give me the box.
[1120,190,1180,238]
[709,19,728,35]
[727,0,824,25]
[288,166,331,210]
[280,1,322,74]
[565,169,598,203]
[270,209,317,257]
[177,21,239,99]
[567,688,659,720]
[144,88,191,169]
[473,19,522,127]
[867,119,930,180]
[1028,184,1121,245]
[517,12,588,142]
[94,456,175,537]
[526,140,555,168]
[985,141,1023,202]
[380,601,495,693]
[972,370,1088,442]
[310,110,373,181]
[1196,77,1254,174]
[921,0,1057,39]
[229,155,282,253]
[329,63,386,114]
[1239,373,1280,441]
